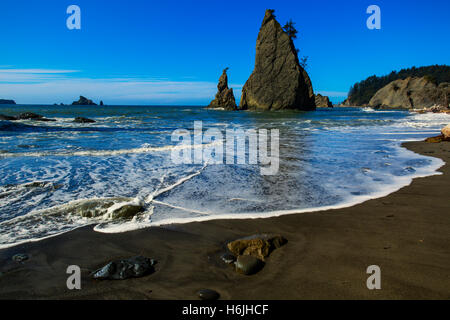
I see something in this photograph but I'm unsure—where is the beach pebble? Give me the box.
[198,289,220,301]
[92,256,157,280]
[235,255,264,275]
[12,253,29,263]
[221,253,236,264]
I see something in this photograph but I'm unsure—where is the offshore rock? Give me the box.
[73,117,96,123]
[239,10,315,111]
[92,256,157,280]
[16,112,56,121]
[208,68,237,110]
[315,94,333,108]
[72,96,97,106]
[0,114,17,121]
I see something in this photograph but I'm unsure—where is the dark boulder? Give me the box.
[235,255,264,275]
[73,117,96,123]
[239,10,315,111]
[111,204,145,219]
[208,68,237,110]
[16,112,56,121]
[92,256,157,280]
[0,114,17,121]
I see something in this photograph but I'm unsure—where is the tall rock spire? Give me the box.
[239,9,315,111]
[208,68,237,110]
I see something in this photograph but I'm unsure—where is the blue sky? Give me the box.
[0,0,448,105]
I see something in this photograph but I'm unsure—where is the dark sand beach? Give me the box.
[0,140,449,300]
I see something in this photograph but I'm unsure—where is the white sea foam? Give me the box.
[1,107,448,249]
[0,141,222,158]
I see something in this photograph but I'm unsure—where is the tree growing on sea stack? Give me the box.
[207,68,237,110]
[239,9,315,111]
[283,19,298,39]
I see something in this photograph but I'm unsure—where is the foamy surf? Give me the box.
[1,106,449,248]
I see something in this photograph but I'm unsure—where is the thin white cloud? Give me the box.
[0,73,243,104]
[0,69,79,74]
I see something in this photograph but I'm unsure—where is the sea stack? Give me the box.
[208,68,237,110]
[72,96,97,106]
[315,94,333,108]
[239,9,315,111]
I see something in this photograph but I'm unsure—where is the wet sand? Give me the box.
[0,140,449,299]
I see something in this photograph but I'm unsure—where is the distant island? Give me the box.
[0,99,16,105]
[72,96,98,106]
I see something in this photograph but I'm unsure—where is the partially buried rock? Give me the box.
[198,289,220,301]
[73,117,96,123]
[208,68,237,110]
[92,256,157,280]
[425,134,450,143]
[111,204,145,219]
[235,255,264,275]
[227,234,287,261]
[75,200,115,218]
[12,253,29,263]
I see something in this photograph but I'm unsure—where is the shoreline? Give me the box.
[0,140,449,299]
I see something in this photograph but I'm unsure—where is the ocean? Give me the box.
[0,105,448,248]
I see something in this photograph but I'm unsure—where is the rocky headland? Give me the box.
[207,68,237,110]
[0,99,16,105]
[239,9,315,111]
[369,76,449,110]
